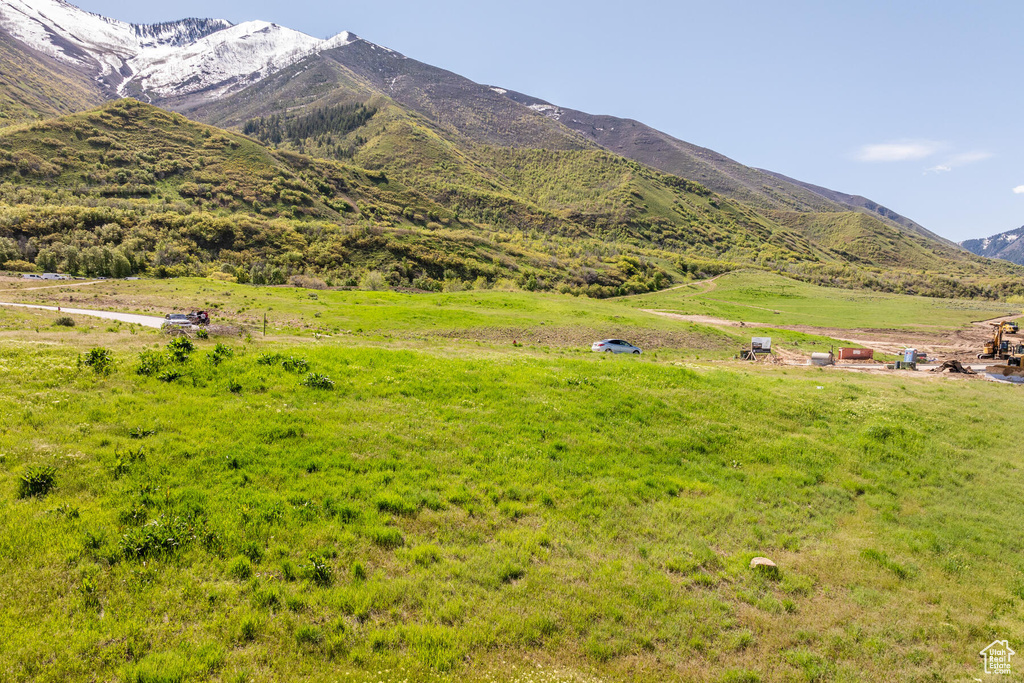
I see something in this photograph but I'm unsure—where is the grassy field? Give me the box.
[627,271,1020,330]
[0,275,862,362]
[2,284,1024,682]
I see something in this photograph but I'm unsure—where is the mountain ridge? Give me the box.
[960,225,1024,265]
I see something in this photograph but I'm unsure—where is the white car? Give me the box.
[592,339,642,355]
[162,313,193,329]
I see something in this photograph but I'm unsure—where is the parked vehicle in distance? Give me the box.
[592,339,642,355]
[163,310,210,327]
[162,313,193,328]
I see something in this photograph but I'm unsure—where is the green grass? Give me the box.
[1,329,1024,681]
[1,276,738,351]
[628,270,1020,329]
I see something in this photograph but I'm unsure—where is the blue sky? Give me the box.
[77,0,1024,242]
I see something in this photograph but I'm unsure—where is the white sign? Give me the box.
[751,337,772,352]
[981,640,1015,675]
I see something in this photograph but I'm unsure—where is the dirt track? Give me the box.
[0,279,104,292]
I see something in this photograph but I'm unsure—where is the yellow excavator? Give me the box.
[981,320,1024,383]
[979,323,1014,360]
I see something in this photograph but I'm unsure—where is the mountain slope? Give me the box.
[194,37,967,272]
[961,226,1024,265]
[759,169,948,244]
[187,46,986,277]
[0,99,754,294]
[0,100,523,283]
[0,27,103,124]
[496,89,949,242]
[184,53,843,266]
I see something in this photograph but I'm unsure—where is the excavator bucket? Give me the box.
[985,364,1024,384]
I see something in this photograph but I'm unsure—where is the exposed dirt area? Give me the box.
[787,314,1020,362]
[430,325,729,350]
[642,310,771,328]
[644,309,1020,362]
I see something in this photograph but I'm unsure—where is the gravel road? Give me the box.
[0,302,165,328]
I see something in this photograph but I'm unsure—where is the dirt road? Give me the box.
[641,310,771,328]
[0,302,165,328]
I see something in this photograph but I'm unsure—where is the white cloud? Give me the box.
[925,150,992,174]
[948,151,993,165]
[855,141,941,163]
[1014,186,1024,195]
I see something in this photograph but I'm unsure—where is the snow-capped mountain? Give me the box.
[960,226,1024,266]
[124,22,353,100]
[0,0,353,102]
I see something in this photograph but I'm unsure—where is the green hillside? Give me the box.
[2,96,1023,300]
[0,100,692,294]
[771,210,975,271]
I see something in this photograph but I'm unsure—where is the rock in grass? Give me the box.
[750,557,780,580]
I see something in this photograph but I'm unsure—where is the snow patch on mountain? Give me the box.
[0,0,354,102]
[0,0,139,74]
[528,103,563,120]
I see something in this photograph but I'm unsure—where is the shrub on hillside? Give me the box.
[157,369,182,383]
[359,271,387,291]
[289,274,328,290]
[228,556,254,581]
[18,465,56,498]
[53,316,75,327]
[301,373,334,390]
[303,554,334,586]
[79,347,113,375]
[281,357,308,373]
[370,527,404,549]
[207,343,233,365]
[118,516,194,560]
[135,350,165,376]
[167,337,195,362]
[4,260,36,272]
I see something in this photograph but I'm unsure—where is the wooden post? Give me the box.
[263,312,267,337]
